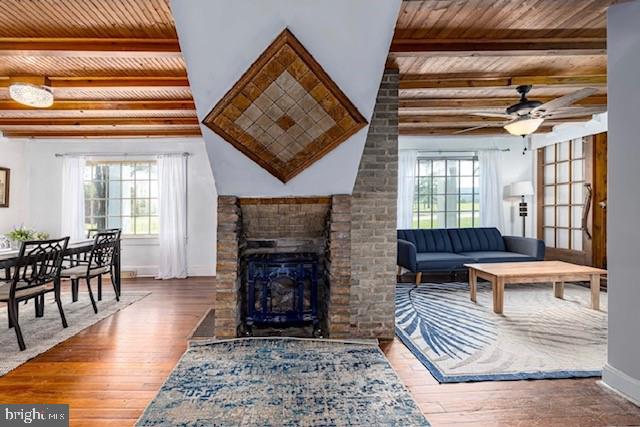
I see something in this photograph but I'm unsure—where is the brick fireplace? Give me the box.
[212,69,398,339]
[214,195,351,338]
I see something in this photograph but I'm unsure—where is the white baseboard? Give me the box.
[123,265,157,277]
[122,264,215,278]
[602,363,640,406]
[188,265,216,277]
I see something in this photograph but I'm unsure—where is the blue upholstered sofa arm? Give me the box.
[503,236,545,260]
[397,239,417,272]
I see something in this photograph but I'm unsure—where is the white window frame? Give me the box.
[413,156,480,229]
[84,160,159,237]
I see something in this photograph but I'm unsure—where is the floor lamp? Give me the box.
[510,181,534,237]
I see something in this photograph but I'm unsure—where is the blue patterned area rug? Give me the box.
[396,282,607,383]
[137,337,429,427]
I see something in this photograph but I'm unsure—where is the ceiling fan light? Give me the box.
[504,117,544,136]
[9,82,54,108]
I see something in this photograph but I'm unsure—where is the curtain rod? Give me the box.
[415,148,510,154]
[54,152,191,157]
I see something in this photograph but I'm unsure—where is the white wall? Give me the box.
[603,0,640,405]
[171,0,401,196]
[531,113,608,150]
[1,137,217,277]
[400,135,535,237]
[0,137,29,232]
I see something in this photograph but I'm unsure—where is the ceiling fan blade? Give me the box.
[533,88,599,114]
[452,124,496,134]
[470,112,513,119]
[544,107,607,119]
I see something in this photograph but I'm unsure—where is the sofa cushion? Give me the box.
[397,229,453,253]
[416,252,474,271]
[460,251,538,263]
[447,228,506,253]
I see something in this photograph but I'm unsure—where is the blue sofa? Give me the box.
[397,227,545,283]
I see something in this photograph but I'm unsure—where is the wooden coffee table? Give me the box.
[465,261,607,314]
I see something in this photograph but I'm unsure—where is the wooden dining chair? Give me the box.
[0,237,70,351]
[71,228,121,265]
[87,228,121,301]
[86,228,120,239]
[60,230,121,313]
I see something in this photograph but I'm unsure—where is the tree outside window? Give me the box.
[84,161,159,236]
[413,157,480,229]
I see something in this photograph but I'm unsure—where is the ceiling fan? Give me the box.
[455,85,603,136]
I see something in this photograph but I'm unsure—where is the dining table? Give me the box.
[0,239,122,296]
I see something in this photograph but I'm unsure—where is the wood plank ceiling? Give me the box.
[0,0,611,138]
[393,0,612,135]
[0,0,197,138]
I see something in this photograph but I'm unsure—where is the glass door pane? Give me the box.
[557,229,569,249]
[544,186,555,205]
[572,230,583,251]
[557,162,569,182]
[545,145,555,163]
[558,142,570,161]
[557,207,569,227]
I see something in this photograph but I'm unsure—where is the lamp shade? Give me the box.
[504,117,544,136]
[510,181,534,197]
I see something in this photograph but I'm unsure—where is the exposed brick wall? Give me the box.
[241,199,330,240]
[326,195,353,338]
[214,196,243,338]
[350,69,399,339]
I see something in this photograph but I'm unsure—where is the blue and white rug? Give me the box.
[395,282,607,383]
[137,337,429,426]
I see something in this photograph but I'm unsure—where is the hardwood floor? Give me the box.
[0,278,216,427]
[382,339,640,427]
[0,277,637,427]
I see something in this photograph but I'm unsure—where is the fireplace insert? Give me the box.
[244,252,320,336]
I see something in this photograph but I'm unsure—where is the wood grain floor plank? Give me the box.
[0,278,214,426]
[382,337,640,426]
[0,277,637,427]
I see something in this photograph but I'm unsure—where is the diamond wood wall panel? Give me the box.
[202,29,368,183]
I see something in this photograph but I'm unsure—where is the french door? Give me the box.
[536,133,607,267]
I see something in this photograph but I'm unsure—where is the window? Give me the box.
[413,157,480,229]
[540,139,585,251]
[84,161,159,236]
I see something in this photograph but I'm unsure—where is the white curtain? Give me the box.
[478,150,505,231]
[60,157,86,241]
[397,150,418,229]
[156,154,188,279]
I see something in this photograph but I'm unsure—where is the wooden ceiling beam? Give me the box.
[0,76,190,90]
[400,74,606,90]
[399,119,592,130]
[0,99,196,111]
[1,129,202,139]
[399,115,594,125]
[399,95,607,109]
[400,115,504,124]
[0,117,199,126]
[390,38,606,57]
[399,126,554,136]
[0,38,181,58]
